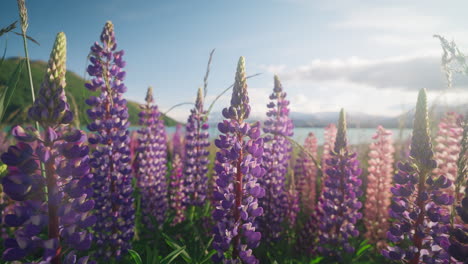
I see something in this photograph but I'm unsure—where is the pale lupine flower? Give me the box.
[303,132,318,211]
[169,154,186,226]
[364,126,394,249]
[321,124,337,191]
[434,112,463,203]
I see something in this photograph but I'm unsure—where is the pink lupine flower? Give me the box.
[320,124,337,192]
[364,125,394,249]
[169,154,186,226]
[434,112,463,203]
[303,132,318,211]
[294,132,318,212]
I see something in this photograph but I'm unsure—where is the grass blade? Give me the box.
[128,249,143,264]
[0,59,24,121]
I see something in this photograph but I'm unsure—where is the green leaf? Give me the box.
[128,249,143,264]
[309,257,324,264]
[163,233,192,263]
[0,59,24,122]
[198,249,216,264]
[160,246,187,264]
[356,244,372,257]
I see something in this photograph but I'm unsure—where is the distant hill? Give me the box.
[0,58,178,126]
[209,106,467,129]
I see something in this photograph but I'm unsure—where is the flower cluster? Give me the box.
[184,87,210,207]
[136,86,168,229]
[258,75,293,241]
[448,116,468,262]
[317,109,363,260]
[383,89,454,263]
[169,154,186,226]
[2,32,95,264]
[295,132,318,213]
[434,112,463,203]
[212,57,265,264]
[171,124,185,160]
[85,21,134,259]
[321,124,337,194]
[285,175,300,227]
[364,126,394,248]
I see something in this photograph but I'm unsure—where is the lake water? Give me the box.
[2,126,412,146]
[162,126,412,145]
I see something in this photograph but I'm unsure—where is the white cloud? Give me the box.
[270,55,468,91]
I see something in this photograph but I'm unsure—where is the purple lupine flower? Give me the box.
[136,86,168,229]
[85,21,134,259]
[171,124,185,160]
[1,32,95,264]
[169,154,186,226]
[448,185,468,262]
[212,57,265,264]
[184,87,210,206]
[317,109,363,260]
[383,89,454,264]
[258,75,294,241]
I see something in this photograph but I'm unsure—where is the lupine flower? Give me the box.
[296,213,319,256]
[184,87,210,207]
[434,112,463,203]
[136,86,168,229]
[212,57,265,264]
[383,89,454,263]
[321,124,337,192]
[317,109,363,260]
[0,131,10,154]
[85,21,134,259]
[285,173,300,227]
[448,116,468,262]
[171,124,185,160]
[1,32,95,264]
[295,132,318,212]
[258,75,293,241]
[169,154,186,226]
[364,126,394,249]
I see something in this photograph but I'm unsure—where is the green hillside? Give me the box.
[0,58,178,126]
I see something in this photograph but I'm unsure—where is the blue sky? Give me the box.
[2,0,468,121]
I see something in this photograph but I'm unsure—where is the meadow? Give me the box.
[0,2,467,264]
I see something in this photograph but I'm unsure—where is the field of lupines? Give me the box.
[0,2,468,264]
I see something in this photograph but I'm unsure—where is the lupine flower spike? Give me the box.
[383,89,454,263]
[2,32,95,264]
[364,126,394,249]
[317,109,363,261]
[321,124,337,193]
[85,21,135,259]
[259,75,294,241]
[171,124,185,160]
[448,115,468,262]
[295,132,318,212]
[434,112,463,204]
[169,154,186,226]
[184,87,210,207]
[212,57,265,264]
[136,86,168,229]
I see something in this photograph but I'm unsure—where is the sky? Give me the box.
[2,0,468,122]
